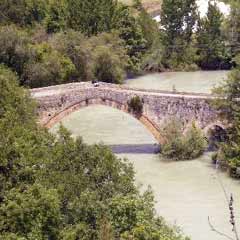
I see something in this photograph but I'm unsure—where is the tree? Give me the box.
[0,65,50,202]
[50,30,94,82]
[23,42,75,87]
[45,0,68,33]
[93,46,126,84]
[0,184,61,239]
[213,55,240,170]
[114,4,147,74]
[90,32,128,83]
[0,65,35,124]
[160,0,198,69]
[67,0,118,36]
[0,0,48,26]
[196,1,231,70]
[223,0,240,58]
[161,118,207,160]
[0,70,190,239]
[0,26,32,81]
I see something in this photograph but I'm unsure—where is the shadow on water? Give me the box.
[108,144,160,154]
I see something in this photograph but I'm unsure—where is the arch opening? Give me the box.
[43,98,164,144]
[205,125,227,151]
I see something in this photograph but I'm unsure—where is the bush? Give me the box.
[93,46,125,84]
[92,33,128,84]
[50,31,94,82]
[161,119,207,160]
[127,96,143,115]
[0,0,49,26]
[0,26,32,81]
[23,43,75,87]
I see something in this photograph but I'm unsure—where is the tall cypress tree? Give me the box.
[225,0,240,57]
[160,0,197,68]
[196,1,230,70]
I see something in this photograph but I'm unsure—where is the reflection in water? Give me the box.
[50,105,240,240]
[124,71,229,93]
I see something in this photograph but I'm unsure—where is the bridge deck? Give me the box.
[31,82,215,100]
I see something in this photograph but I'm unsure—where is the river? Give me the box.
[50,71,240,240]
[125,71,229,93]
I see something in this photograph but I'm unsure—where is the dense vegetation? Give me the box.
[160,118,207,161]
[0,0,237,88]
[0,0,157,86]
[0,65,190,239]
[206,1,240,177]
[212,55,240,173]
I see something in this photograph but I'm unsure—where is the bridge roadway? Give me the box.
[31,82,224,143]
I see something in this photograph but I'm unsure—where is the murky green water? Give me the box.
[124,71,229,93]
[51,104,240,240]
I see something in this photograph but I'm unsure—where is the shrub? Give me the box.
[161,119,207,160]
[93,46,125,84]
[0,26,32,81]
[23,43,75,87]
[127,96,143,115]
[50,31,94,82]
[183,122,208,159]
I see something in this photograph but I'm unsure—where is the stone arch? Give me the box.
[43,97,164,144]
[203,122,227,150]
[203,121,226,135]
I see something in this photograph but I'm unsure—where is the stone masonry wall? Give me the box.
[31,82,221,140]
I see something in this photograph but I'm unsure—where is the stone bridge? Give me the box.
[31,82,224,143]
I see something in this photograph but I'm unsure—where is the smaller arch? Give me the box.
[203,121,226,136]
[204,122,227,150]
[42,97,164,144]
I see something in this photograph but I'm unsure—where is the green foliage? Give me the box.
[0,65,50,201]
[0,68,188,239]
[50,30,93,82]
[213,55,240,169]
[67,0,118,36]
[90,32,129,83]
[60,223,95,240]
[114,4,147,74]
[23,42,75,87]
[223,0,240,58]
[0,184,61,240]
[0,26,32,80]
[98,217,114,240]
[127,95,144,115]
[161,118,207,160]
[0,0,49,26]
[160,0,198,69]
[183,122,208,159]
[50,31,128,84]
[0,65,35,124]
[0,0,156,85]
[0,0,236,77]
[45,0,68,33]
[196,1,231,70]
[93,46,125,84]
